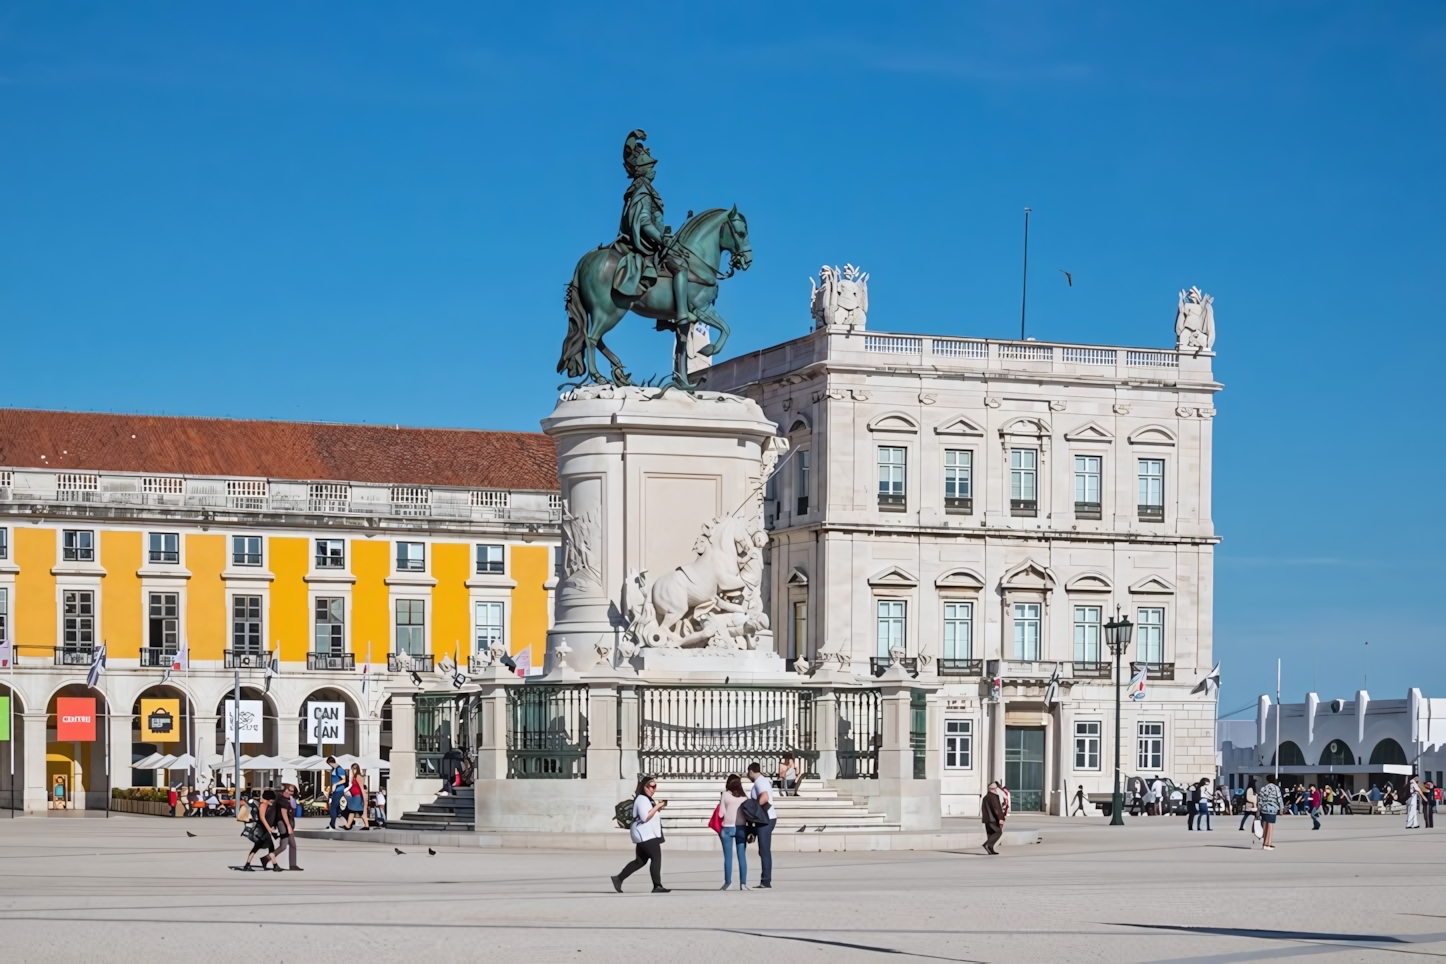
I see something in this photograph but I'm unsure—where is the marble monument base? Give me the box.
[632,645,786,681]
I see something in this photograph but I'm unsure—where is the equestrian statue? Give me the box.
[557,130,752,391]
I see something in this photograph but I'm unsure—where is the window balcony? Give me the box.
[937,657,983,676]
[1134,661,1175,680]
[869,656,918,677]
[307,652,355,671]
[878,493,906,511]
[139,648,175,668]
[1010,499,1037,517]
[944,496,972,515]
[796,496,808,515]
[1074,501,1102,520]
[389,653,435,673]
[1072,660,1113,679]
[225,650,270,669]
[1138,504,1164,522]
[55,646,95,666]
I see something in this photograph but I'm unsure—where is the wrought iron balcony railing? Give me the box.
[307,652,355,671]
[1138,504,1164,522]
[1074,501,1102,520]
[944,496,972,514]
[869,657,918,677]
[389,653,434,673]
[1134,661,1175,680]
[937,657,983,676]
[225,650,270,669]
[1010,498,1037,517]
[1072,660,1113,679]
[139,647,175,668]
[55,646,95,666]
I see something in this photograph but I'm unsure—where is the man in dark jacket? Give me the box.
[981,780,1006,855]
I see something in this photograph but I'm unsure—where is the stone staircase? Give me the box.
[653,778,900,835]
[396,786,475,832]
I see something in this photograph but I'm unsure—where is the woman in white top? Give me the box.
[717,774,749,890]
[1406,775,1422,829]
[611,776,669,893]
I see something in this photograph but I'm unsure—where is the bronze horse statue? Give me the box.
[558,205,751,390]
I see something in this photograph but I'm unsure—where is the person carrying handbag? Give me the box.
[743,762,778,889]
[240,789,282,871]
[716,775,749,890]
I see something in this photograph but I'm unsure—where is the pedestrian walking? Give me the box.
[1195,778,1212,830]
[279,784,303,871]
[717,774,748,890]
[745,762,778,889]
[1257,773,1283,850]
[343,764,368,830]
[1308,784,1323,830]
[1150,777,1165,816]
[611,776,669,893]
[326,755,346,830]
[1405,774,1422,829]
[1071,784,1087,816]
[1424,781,1437,829]
[1142,780,1157,817]
[241,788,282,871]
[981,780,1006,854]
[1238,778,1257,830]
[1187,781,1199,830]
[371,786,388,828]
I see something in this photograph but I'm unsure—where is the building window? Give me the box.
[875,600,906,658]
[476,544,504,574]
[396,542,425,572]
[395,599,425,655]
[1138,459,1164,521]
[232,595,263,654]
[796,449,810,515]
[1137,721,1165,771]
[1137,607,1165,663]
[764,473,778,528]
[552,545,563,579]
[791,601,807,660]
[547,493,562,514]
[148,592,179,652]
[62,530,95,563]
[0,527,7,560]
[0,588,7,644]
[475,601,503,654]
[1010,448,1037,516]
[314,597,345,655]
[1074,455,1101,518]
[943,602,972,660]
[1073,606,1101,663]
[227,479,268,510]
[308,483,349,513]
[945,719,972,769]
[1074,721,1101,770]
[148,532,180,564]
[62,590,95,649]
[315,539,345,569]
[944,449,972,513]
[392,486,432,517]
[877,447,906,510]
[1012,602,1041,660]
[232,536,262,567]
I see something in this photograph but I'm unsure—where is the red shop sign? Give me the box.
[56,697,96,742]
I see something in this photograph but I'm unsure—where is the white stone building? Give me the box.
[705,308,1222,815]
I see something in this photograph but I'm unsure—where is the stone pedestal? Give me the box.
[542,386,784,679]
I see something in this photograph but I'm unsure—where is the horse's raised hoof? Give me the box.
[611,368,633,387]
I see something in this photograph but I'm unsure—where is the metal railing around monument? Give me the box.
[507,685,588,779]
[638,686,817,780]
[835,689,882,779]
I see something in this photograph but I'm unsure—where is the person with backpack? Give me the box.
[611,776,669,894]
[326,756,346,830]
[240,788,282,871]
[1257,773,1283,850]
[744,762,778,889]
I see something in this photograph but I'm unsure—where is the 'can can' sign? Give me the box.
[308,701,345,744]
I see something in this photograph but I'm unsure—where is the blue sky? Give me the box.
[2,4,1443,710]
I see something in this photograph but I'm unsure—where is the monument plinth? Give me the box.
[542,385,786,679]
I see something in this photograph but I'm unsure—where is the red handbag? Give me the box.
[708,804,724,834]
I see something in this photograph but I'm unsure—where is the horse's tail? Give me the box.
[558,262,588,378]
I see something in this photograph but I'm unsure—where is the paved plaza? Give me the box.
[0,814,1440,962]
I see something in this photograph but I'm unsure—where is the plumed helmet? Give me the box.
[623,129,656,177]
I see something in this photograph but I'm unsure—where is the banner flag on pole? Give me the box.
[1127,665,1148,702]
[1044,663,1062,706]
[86,645,107,689]
[1191,662,1221,698]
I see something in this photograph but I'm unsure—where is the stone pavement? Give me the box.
[0,812,1441,962]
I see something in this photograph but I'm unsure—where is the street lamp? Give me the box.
[1104,611,1134,826]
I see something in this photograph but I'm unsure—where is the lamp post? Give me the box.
[1104,611,1134,826]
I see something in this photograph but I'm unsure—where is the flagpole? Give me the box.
[1274,659,1281,783]
[233,664,241,799]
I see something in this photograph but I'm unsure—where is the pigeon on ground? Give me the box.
[186,831,196,838]
[795,825,806,833]
[395,848,406,855]
[428,848,437,855]
[815,825,826,832]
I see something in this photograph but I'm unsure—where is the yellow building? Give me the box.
[0,409,559,812]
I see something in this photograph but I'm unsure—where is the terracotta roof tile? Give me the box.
[0,409,558,491]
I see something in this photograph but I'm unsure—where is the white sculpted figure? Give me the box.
[810,263,869,330]
[1175,286,1216,354]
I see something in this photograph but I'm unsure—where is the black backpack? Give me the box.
[614,799,636,830]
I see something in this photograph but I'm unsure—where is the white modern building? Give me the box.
[705,299,1222,815]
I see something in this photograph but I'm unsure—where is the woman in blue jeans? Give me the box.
[717,774,749,890]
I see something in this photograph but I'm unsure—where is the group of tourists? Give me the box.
[1232,771,1438,850]
[235,783,303,871]
[611,760,787,893]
